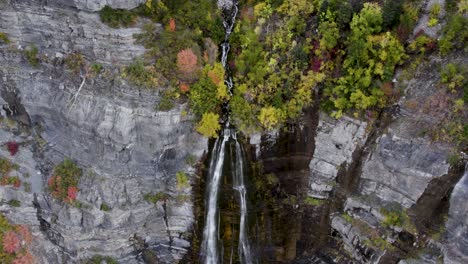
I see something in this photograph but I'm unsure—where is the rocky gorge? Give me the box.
[0,0,467,263]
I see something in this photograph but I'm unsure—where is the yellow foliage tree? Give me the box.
[196,112,221,138]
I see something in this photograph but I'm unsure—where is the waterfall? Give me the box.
[201,1,253,263]
[201,130,229,264]
[233,138,253,263]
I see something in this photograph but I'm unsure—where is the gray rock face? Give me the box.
[73,0,147,12]
[331,215,384,263]
[308,114,367,199]
[1,0,145,64]
[444,166,468,263]
[359,134,450,208]
[325,50,467,264]
[0,0,207,263]
[217,0,235,10]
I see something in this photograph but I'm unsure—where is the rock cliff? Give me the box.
[0,0,466,263]
[0,0,207,263]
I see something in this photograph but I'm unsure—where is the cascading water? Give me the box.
[200,1,253,263]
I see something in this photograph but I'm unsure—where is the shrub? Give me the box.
[176,171,189,189]
[99,5,137,28]
[396,2,419,41]
[15,225,32,244]
[6,141,19,156]
[185,154,197,166]
[7,200,21,207]
[196,112,221,138]
[439,14,468,55]
[408,35,436,54]
[304,197,324,206]
[85,255,118,264]
[168,18,176,32]
[0,32,9,44]
[90,63,103,75]
[24,45,39,67]
[427,3,441,28]
[100,203,111,211]
[440,63,465,91]
[0,215,35,263]
[342,213,353,223]
[0,176,21,188]
[155,89,177,111]
[12,252,34,264]
[381,208,402,227]
[382,0,404,29]
[428,17,438,27]
[2,231,20,253]
[0,157,13,176]
[448,153,461,166]
[48,159,82,203]
[65,53,85,74]
[144,192,168,204]
[430,3,441,19]
[125,59,160,88]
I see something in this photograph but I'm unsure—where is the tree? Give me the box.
[259,106,284,130]
[196,112,221,138]
[318,10,340,51]
[177,48,198,74]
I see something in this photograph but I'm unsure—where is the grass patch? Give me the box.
[24,45,39,67]
[99,5,137,28]
[342,213,353,223]
[100,203,111,211]
[0,32,9,44]
[84,255,119,264]
[304,196,324,206]
[143,192,168,204]
[7,199,21,207]
[176,171,189,189]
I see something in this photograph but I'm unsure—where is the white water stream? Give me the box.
[201,1,253,263]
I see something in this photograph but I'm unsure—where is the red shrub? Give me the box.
[3,231,20,253]
[311,57,323,72]
[6,141,19,156]
[48,175,62,198]
[177,49,198,75]
[12,252,35,264]
[1,176,21,188]
[16,225,32,244]
[13,177,21,188]
[168,18,176,32]
[66,186,78,202]
[426,40,436,52]
[179,83,190,93]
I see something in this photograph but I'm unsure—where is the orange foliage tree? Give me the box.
[176,48,198,75]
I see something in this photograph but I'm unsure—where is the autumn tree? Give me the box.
[177,48,198,75]
[196,112,221,138]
